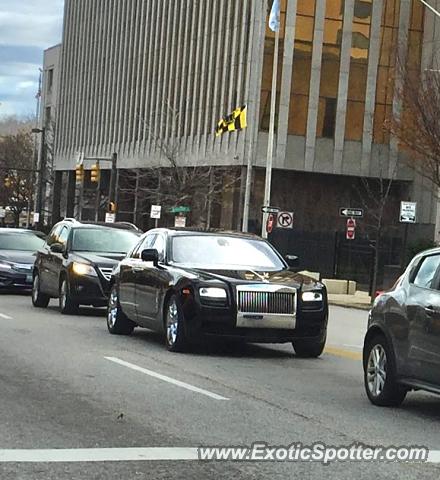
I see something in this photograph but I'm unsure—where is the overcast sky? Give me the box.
[0,0,64,118]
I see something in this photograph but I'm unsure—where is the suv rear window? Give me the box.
[71,228,139,254]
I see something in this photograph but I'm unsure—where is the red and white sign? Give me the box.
[346,218,356,240]
[266,213,275,234]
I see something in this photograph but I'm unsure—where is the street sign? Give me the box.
[170,206,191,214]
[105,212,115,223]
[277,211,294,229]
[400,201,417,223]
[175,216,186,228]
[150,205,162,219]
[261,206,280,214]
[0,207,5,219]
[266,213,275,234]
[346,218,356,240]
[339,207,364,218]
[33,212,40,223]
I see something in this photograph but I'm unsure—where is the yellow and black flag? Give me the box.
[215,105,247,137]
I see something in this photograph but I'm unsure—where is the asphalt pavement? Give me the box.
[0,292,439,479]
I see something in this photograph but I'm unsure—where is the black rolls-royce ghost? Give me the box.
[107,228,328,355]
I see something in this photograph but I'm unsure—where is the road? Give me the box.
[0,292,439,479]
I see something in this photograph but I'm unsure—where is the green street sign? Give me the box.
[170,206,191,214]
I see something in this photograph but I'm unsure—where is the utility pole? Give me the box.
[262,1,280,239]
[31,127,45,230]
[109,152,117,214]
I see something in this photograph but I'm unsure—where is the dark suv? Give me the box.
[363,247,440,407]
[32,220,141,313]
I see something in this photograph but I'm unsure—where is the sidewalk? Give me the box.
[328,290,372,310]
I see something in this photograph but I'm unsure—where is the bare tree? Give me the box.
[0,132,34,226]
[355,157,398,301]
[390,60,440,188]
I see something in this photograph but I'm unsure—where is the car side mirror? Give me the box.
[50,243,65,254]
[286,255,300,269]
[141,248,159,265]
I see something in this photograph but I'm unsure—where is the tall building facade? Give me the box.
[53,0,439,241]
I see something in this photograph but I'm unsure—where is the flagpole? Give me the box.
[261,24,280,238]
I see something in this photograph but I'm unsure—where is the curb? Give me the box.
[328,300,371,311]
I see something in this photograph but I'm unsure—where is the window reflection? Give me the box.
[346,0,371,141]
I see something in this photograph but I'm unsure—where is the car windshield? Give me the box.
[72,228,139,253]
[0,232,45,251]
[170,235,285,271]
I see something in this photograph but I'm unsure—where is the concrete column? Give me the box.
[276,0,298,167]
[51,171,63,224]
[66,170,76,218]
[333,0,355,174]
[305,0,326,171]
[389,0,411,178]
[361,0,384,176]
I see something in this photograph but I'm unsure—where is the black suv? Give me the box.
[32,220,141,313]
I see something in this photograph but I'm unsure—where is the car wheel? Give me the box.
[363,334,407,407]
[107,285,135,335]
[292,335,326,358]
[59,278,79,315]
[32,273,50,308]
[165,294,189,352]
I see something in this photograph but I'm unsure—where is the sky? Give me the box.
[0,0,64,119]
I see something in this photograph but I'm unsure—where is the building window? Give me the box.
[47,68,54,93]
[316,0,344,139]
[45,107,51,126]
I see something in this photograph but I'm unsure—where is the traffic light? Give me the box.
[90,163,100,183]
[109,202,117,213]
[75,164,84,183]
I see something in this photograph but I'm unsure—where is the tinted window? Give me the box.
[413,255,440,289]
[58,227,70,246]
[72,228,139,254]
[47,225,63,246]
[171,235,285,271]
[131,234,157,258]
[0,232,45,251]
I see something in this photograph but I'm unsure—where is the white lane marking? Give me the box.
[0,313,12,320]
[0,447,198,463]
[0,447,438,463]
[105,356,229,401]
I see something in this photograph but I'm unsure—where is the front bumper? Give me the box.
[68,273,111,307]
[181,298,328,344]
[0,270,33,289]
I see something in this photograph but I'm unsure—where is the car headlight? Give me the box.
[199,287,227,299]
[72,262,97,277]
[302,291,323,302]
[0,261,12,271]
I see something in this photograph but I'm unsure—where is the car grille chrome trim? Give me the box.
[12,264,33,273]
[236,284,297,329]
[237,285,296,315]
[99,267,113,281]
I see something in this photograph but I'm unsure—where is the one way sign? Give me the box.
[277,211,294,229]
[339,207,364,218]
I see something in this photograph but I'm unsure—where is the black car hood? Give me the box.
[0,250,37,265]
[73,252,126,267]
[185,267,321,289]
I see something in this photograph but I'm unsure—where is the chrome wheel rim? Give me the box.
[32,275,39,303]
[60,280,67,310]
[166,299,179,346]
[367,344,387,397]
[108,288,118,328]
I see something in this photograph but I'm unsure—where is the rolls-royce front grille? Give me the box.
[99,267,113,281]
[237,289,296,315]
